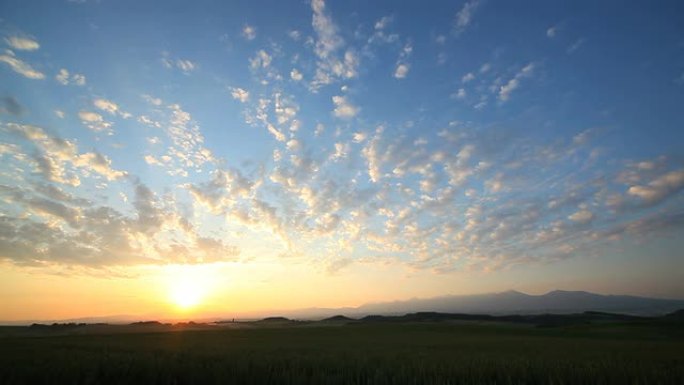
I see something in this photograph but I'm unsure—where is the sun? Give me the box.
[165,265,217,311]
[169,279,204,309]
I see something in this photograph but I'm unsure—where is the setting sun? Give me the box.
[165,265,217,311]
[169,280,204,310]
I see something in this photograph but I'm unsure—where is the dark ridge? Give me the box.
[322,315,354,322]
[259,317,291,322]
[664,309,684,319]
[357,311,659,327]
[129,321,163,326]
[29,323,89,329]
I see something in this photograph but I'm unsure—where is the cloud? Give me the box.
[0,52,45,79]
[230,87,250,102]
[242,24,257,40]
[309,0,359,91]
[546,26,557,38]
[568,209,594,223]
[249,49,272,69]
[394,63,409,79]
[0,178,240,267]
[93,98,120,115]
[79,111,113,133]
[161,53,197,73]
[55,68,86,86]
[3,122,125,185]
[499,63,535,101]
[567,38,585,54]
[454,0,481,33]
[627,169,684,205]
[4,36,40,51]
[176,59,196,72]
[290,68,303,81]
[332,95,358,119]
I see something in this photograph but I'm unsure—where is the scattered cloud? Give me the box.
[332,95,358,119]
[546,26,557,38]
[0,52,45,79]
[4,36,40,51]
[162,53,197,73]
[627,169,684,206]
[567,38,585,54]
[394,63,409,79]
[499,63,535,101]
[79,111,113,134]
[242,24,257,40]
[568,209,594,223]
[55,68,86,86]
[230,87,250,103]
[454,0,481,33]
[290,68,303,81]
[94,99,118,115]
[309,0,359,91]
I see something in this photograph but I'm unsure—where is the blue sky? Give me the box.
[1,0,684,308]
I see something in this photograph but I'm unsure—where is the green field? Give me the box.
[1,320,683,384]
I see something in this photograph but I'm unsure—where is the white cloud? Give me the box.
[176,59,196,73]
[242,24,257,40]
[56,68,86,86]
[249,49,272,69]
[546,26,557,38]
[569,209,594,223]
[374,15,393,30]
[462,72,475,83]
[72,73,86,86]
[78,111,112,133]
[330,142,349,161]
[394,63,409,79]
[499,63,535,101]
[267,124,286,142]
[455,0,481,32]
[142,94,163,106]
[231,87,250,103]
[332,95,358,119]
[352,132,367,143]
[56,69,69,85]
[93,98,119,115]
[161,53,197,73]
[290,68,303,81]
[455,88,467,99]
[627,169,684,205]
[0,52,45,79]
[567,38,585,54]
[5,36,40,51]
[309,0,359,91]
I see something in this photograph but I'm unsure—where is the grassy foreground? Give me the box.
[1,320,683,384]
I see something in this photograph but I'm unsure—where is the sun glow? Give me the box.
[165,265,217,311]
[169,279,204,309]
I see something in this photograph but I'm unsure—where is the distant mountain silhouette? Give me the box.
[321,315,354,322]
[287,290,684,319]
[353,290,684,316]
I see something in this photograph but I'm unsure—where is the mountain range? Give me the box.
[283,290,684,319]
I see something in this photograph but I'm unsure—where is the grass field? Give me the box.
[1,320,683,384]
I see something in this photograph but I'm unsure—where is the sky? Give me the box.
[0,0,683,322]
